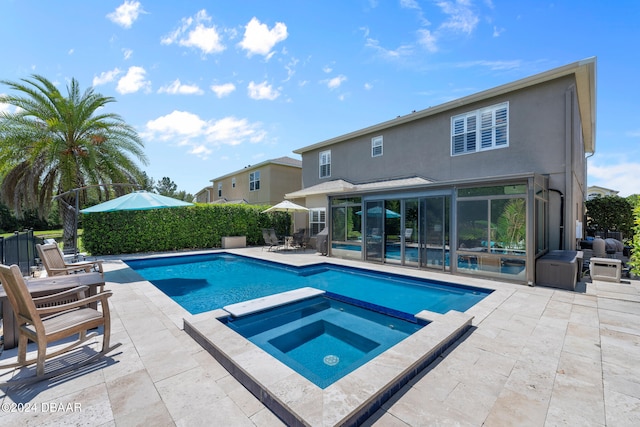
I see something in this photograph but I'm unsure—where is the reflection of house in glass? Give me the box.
[286,58,596,285]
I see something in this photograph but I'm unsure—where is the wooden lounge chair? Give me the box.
[37,242,104,278]
[0,263,119,384]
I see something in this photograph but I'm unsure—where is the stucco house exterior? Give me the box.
[195,156,302,206]
[287,58,596,286]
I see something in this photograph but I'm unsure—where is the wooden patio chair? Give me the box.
[0,263,119,384]
[37,242,104,279]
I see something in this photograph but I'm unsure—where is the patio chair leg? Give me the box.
[36,339,47,376]
[18,335,28,364]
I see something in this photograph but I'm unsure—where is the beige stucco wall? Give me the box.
[213,164,302,205]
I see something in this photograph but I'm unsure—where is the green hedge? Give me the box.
[630,204,640,276]
[82,204,290,255]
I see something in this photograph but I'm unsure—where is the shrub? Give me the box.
[630,204,640,276]
[82,204,290,255]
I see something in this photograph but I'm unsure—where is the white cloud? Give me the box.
[493,26,505,37]
[365,37,414,59]
[455,60,522,71]
[323,65,333,74]
[437,0,479,35]
[158,79,204,95]
[68,48,74,55]
[325,75,347,90]
[188,144,212,158]
[283,57,298,82]
[364,83,373,90]
[122,48,133,60]
[210,83,236,98]
[93,68,121,86]
[239,17,288,57]
[400,0,420,9]
[107,0,144,29]
[116,66,150,94]
[0,95,11,113]
[143,110,267,159]
[206,116,266,145]
[161,10,225,55]
[146,111,205,139]
[247,81,280,100]
[417,29,438,52]
[589,161,640,197]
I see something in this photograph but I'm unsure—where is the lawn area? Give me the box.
[1,229,85,252]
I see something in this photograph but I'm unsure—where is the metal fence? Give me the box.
[0,229,40,275]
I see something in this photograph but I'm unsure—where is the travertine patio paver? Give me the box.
[0,247,638,426]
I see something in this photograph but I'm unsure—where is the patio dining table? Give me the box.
[0,272,105,350]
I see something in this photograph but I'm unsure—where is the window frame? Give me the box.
[217,183,222,198]
[371,136,383,157]
[249,171,261,191]
[232,177,236,188]
[451,102,509,156]
[319,150,331,179]
[309,208,326,236]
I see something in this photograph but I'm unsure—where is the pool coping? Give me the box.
[185,302,473,426]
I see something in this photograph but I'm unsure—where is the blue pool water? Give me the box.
[125,253,491,315]
[222,295,427,388]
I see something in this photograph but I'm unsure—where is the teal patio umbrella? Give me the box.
[356,206,401,218]
[80,190,193,213]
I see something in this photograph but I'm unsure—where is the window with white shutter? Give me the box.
[451,102,509,155]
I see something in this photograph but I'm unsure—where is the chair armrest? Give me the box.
[31,286,90,304]
[67,260,104,274]
[48,265,91,274]
[36,291,113,315]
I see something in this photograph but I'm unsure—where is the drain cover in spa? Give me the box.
[323,355,339,366]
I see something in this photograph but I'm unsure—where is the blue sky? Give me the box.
[1,1,638,197]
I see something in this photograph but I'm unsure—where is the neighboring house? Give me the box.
[204,156,302,206]
[194,186,213,203]
[587,185,619,200]
[287,58,596,286]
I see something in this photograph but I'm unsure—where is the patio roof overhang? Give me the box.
[285,177,435,199]
[286,173,540,201]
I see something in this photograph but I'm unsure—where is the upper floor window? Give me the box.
[232,178,236,188]
[319,150,331,178]
[249,171,260,191]
[217,183,222,197]
[451,102,509,155]
[371,136,383,157]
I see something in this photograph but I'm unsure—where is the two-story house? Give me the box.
[287,58,596,285]
[196,156,302,205]
[587,185,618,200]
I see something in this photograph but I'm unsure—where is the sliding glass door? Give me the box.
[365,201,384,262]
[421,196,449,270]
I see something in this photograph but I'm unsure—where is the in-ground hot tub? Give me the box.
[220,293,427,388]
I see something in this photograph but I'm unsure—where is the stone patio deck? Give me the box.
[1,247,638,426]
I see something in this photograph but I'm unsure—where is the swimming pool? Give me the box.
[125,253,491,316]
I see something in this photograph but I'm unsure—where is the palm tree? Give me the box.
[0,75,148,248]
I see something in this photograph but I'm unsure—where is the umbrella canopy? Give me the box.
[261,200,309,213]
[356,206,401,218]
[80,190,193,213]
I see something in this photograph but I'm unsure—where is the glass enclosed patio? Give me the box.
[328,174,549,285]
